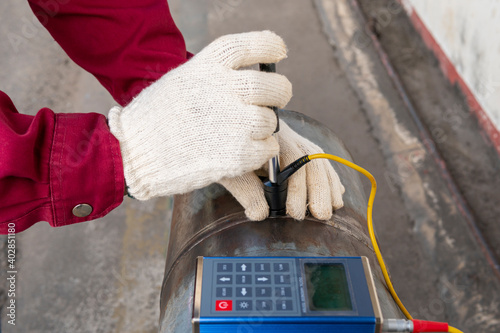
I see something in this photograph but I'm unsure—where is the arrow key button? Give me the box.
[236,287,252,297]
[217,275,232,284]
[236,263,252,272]
[255,275,271,284]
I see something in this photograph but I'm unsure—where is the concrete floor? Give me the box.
[358,0,500,264]
[0,1,498,332]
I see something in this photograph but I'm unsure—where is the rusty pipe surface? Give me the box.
[159,110,403,332]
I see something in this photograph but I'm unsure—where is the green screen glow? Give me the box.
[304,263,353,311]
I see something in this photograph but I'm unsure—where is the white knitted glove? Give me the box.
[219,120,345,221]
[108,31,292,200]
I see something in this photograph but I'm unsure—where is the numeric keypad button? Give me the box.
[256,287,272,297]
[255,263,271,272]
[217,263,233,272]
[276,300,293,311]
[275,287,292,297]
[236,274,252,284]
[273,263,290,272]
[256,300,273,311]
[274,274,291,284]
[216,287,232,297]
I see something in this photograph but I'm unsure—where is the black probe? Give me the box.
[259,63,313,217]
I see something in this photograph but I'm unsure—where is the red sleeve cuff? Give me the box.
[49,113,124,227]
[0,94,123,234]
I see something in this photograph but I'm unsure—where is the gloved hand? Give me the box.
[219,120,345,221]
[108,31,292,200]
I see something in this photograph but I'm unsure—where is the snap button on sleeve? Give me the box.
[72,204,93,217]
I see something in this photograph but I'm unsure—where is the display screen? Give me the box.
[304,263,353,311]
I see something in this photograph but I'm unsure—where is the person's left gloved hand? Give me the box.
[219,120,345,220]
[108,31,291,200]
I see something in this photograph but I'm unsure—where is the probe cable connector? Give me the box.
[263,155,311,217]
[382,319,453,332]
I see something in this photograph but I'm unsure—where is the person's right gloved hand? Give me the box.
[108,31,292,200]
[219,120,345,221]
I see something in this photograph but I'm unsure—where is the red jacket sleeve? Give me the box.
[0,91,124,233]
[28,0,189,106]
[0,1,190,233]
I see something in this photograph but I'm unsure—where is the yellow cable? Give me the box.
[308,153,413,319]
[307,154,464,332]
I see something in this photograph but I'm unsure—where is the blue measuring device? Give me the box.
[192,257,383,333]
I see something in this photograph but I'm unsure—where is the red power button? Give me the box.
[215,300,233,311]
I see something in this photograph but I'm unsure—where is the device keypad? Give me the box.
[208,258,300,316]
